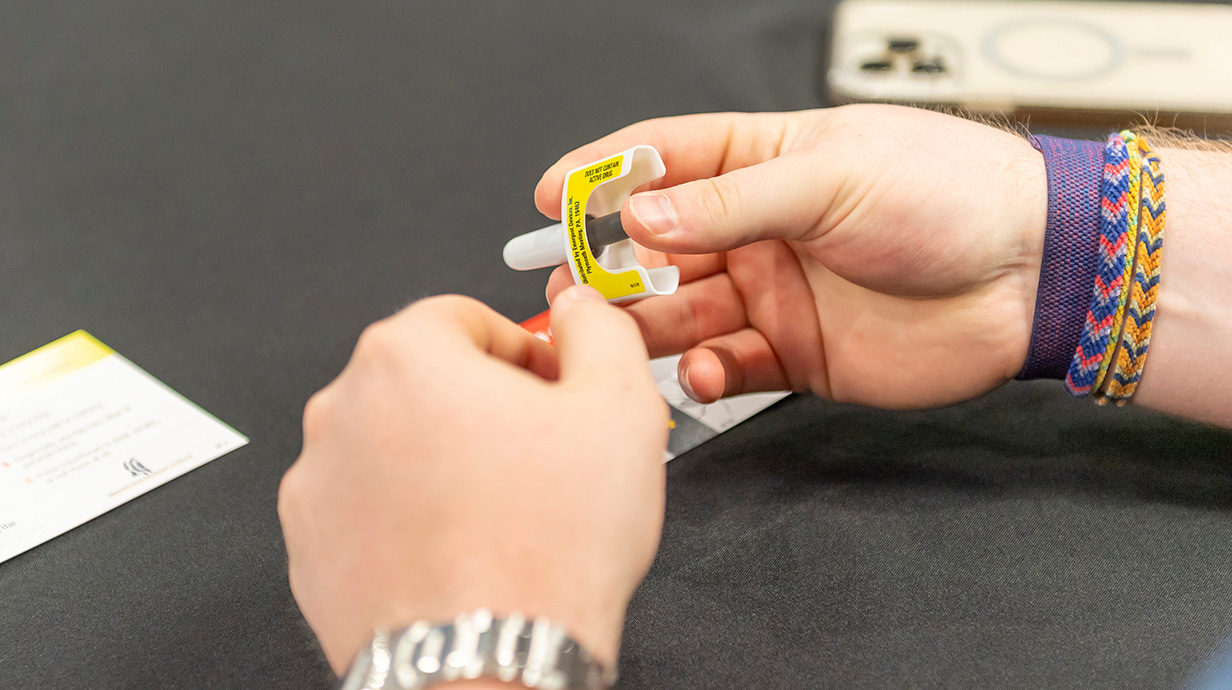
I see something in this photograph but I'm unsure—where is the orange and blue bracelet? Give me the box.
[1094,130,1143,387]
[1065,133,1131,395]
[1097,135,1165,405]
[1058,131,1166,403]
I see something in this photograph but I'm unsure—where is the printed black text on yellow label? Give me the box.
[564,154,646,299]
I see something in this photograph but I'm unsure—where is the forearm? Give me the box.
[1130,147,1232,427]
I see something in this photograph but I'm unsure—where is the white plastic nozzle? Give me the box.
[503,223,568,271]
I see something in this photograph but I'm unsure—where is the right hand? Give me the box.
[536,105,1049,409]
[280,289,668,673]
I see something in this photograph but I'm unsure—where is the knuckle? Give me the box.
[400,294,484,331]
[301,389,333,440]
[276,464,304,528]
[700,175,742,224]
[408,293,476,315]
[353,319,399,360]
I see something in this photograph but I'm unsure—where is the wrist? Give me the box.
[316,559,632,675]
[1004,133,1049,378]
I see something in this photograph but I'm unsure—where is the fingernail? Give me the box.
[678,362,700,402]
[562,285,604,302]
[629,194,677,237]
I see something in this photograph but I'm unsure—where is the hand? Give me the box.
[279,288,669,673]
[537,105,1048,409]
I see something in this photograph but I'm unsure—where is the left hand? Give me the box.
[537,106,1047,409]
[279,289,669,673]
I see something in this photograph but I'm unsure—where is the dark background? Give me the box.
[1,1,1230,688]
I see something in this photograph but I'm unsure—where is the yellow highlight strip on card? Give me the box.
[0,331,115,408]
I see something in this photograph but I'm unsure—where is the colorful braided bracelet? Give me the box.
[1095,131,1142,386]
[1096,135,1166,405]
[1065,133,1129,395]
[1065,131,1166,404]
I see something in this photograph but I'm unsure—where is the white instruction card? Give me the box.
[0,331,248,564]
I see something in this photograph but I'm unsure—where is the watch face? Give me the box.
[339,644,375,690]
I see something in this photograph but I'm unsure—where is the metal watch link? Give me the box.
[338,609,616,690]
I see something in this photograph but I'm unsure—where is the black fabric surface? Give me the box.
[1,1,1230,688]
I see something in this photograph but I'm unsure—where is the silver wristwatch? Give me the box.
[338,609,617,690]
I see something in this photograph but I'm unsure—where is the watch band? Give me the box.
[338,610,616,690]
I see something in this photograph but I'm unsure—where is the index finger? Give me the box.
[534,111,796,219]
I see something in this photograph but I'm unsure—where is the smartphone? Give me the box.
[826,0,1232,132]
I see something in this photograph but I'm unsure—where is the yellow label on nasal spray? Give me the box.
[558,145,678,303]
[504,147,676,302]
[564,154,647,300]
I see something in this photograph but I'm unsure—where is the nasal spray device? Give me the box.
[502,145,680,303]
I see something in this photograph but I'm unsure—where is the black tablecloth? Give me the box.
[1,2,1230,688]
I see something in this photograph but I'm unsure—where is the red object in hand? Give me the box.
[520,310,553,344]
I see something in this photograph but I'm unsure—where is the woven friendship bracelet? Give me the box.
[1065,134,1130,395]
[1094,130,1142,385]
[1096,135,1165,405]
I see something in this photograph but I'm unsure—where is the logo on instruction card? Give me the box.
[122,458,152,478]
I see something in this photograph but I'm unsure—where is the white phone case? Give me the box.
[828,0,1232,129]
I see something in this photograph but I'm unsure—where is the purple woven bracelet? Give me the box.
[1017,135,1105,380]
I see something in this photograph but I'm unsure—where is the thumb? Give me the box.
[549,285,653,388]
[620,152,835,254]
